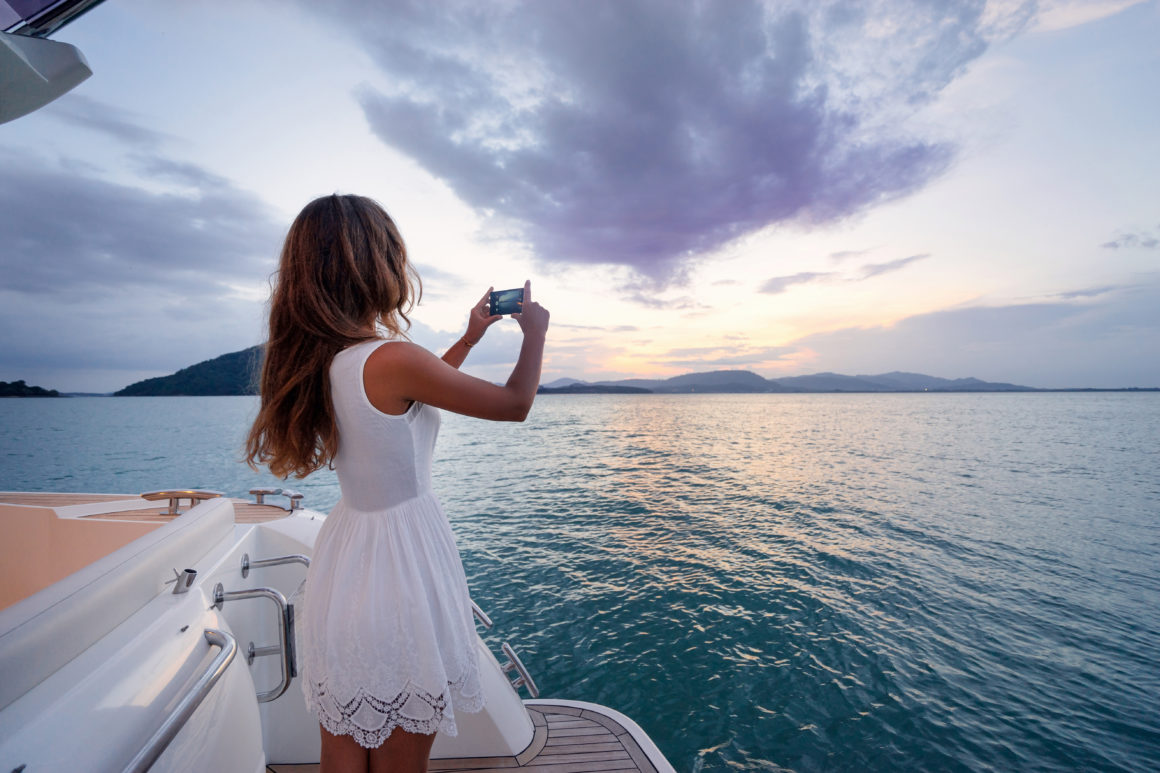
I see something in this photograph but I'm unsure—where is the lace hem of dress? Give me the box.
[309,675,485,750]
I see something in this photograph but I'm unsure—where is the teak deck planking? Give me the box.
[266,706,657,773]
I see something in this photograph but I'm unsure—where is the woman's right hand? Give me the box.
[514,279,549,338]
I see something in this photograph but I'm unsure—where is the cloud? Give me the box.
[621,292,703,311]
[410,261,468,290]
[0,86,296,390]
[0,284,264,374]
[760,271,834,294]
[658,344,796,371]
[1056,285,1123,299]
[759,253,927,294]
[0,144,287,388]
[45,94,171,148]
[0,151,282,297]
[555,323,639,333]
[1033,0,1149,32]
[132,155,233,190]
[858,253,930,278]
[829,249,871,263]
[787,280,1160,388]
[292,0,1033,282]
[1101,229,1160,250]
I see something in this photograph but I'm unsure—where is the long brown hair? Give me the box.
[245,194,420,478]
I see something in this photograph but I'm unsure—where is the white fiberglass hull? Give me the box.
[0,493,672,772]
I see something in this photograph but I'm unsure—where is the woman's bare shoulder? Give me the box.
[365,339,432,369]
[364,340,445,392]
[363,340,437,415]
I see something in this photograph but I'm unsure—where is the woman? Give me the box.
[246,194,549,772]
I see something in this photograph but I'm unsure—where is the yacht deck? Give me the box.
[0,491,297,522]
[267,704,657,773]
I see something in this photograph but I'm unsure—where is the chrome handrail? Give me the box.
[122,628,236,773]
[241,552,310,579]
[500,642,540,698]
[213,583,294,701]
[471,600,493,629]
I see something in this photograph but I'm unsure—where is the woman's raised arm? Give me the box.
[365,281,549,421]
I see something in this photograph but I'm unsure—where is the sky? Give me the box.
[1,0,1157,392]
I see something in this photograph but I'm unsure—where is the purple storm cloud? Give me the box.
[299,0,1035,283]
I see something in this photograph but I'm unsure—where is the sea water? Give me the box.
[1,393,1158,771]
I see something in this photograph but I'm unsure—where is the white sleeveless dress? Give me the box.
[299,339,484,748]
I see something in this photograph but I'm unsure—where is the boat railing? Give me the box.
[470,600,493,629]
[213,583,295,702]
[122,627,237,773]
[469,601,538,697]
[500,642,540,698]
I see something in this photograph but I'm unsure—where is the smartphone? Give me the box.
[489,287,524,316]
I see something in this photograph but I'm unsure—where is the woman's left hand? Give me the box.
[464,287,502,345]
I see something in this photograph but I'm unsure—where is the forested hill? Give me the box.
[0,380,61,397]
[115,346,263,396]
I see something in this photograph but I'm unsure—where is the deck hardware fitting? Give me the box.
[247,642,284,666]
[500,642,540,698]
[471,600,493,629]
[241,552,310,578]
[281,489,304,510]
[249,487,282,505]
[168,568,197,594]
[213,582,296,701]
[140,489,224,516]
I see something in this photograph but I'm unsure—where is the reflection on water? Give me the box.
[439,393,1160,773]
[2,393,1159,771]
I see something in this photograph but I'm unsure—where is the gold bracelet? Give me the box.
[461,336,477,348]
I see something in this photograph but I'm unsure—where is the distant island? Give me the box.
[0,380,61,397]
[112,346,1156,396]
[116,346,263,396]
[539,370,1040,394]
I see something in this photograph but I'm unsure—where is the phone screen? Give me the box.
[489,288,524,316]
